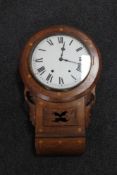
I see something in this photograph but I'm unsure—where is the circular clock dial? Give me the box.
[30,35,91,90]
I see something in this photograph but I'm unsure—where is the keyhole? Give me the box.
[53,111,68,122]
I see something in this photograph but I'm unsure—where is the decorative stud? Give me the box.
[39,129,43,132]
[28,74,31,78]
[59,28,63,31]
[58,140,62,144]
[29,42,33,46]
[57,92,61,96]
[77,127,82,132]
[89,44,93,48]
[39,101,43,105]
[77,140,82,144]
[39,140,43,144]
[84,39,88,42]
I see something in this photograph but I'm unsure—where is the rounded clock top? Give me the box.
[30,34,91,90]
[20,25,101,102]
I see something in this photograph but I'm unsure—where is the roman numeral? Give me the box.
[46,73,53,82]
[59,77,64,85]
[71,75,77,80]
[35,58,43,62]
[76,47,83,52]
[47,39,54,46]
[69,40,73,46]
[38,49,46,51]
[76,63,81,72]
[38,66,46,75]
[58,37,63,43]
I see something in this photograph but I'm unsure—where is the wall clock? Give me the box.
[20,25,102,155]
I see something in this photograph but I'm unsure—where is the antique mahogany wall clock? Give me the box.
[20,25,102,155]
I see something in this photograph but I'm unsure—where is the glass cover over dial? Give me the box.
[30,35,91,90]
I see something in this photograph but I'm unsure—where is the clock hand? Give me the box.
[60,58,79,65]
[59,43,80,64]
[61,42,65,52]
[59,42,66,60]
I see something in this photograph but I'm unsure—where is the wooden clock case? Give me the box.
[20,25,102,155]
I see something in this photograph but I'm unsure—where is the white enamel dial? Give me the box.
[30,35,91,90]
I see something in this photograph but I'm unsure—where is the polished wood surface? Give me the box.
[19,25,102,155]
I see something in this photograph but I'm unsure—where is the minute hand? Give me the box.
[62,58,79,65]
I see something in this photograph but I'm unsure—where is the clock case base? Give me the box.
[24,87,95,155]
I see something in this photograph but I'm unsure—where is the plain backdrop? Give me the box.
[0,0,117,174]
